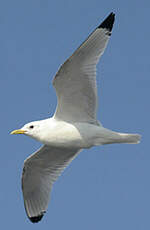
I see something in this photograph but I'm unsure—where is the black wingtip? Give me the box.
[98,12,115,32]
[29,213,44,223]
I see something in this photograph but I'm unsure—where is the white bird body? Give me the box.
[24,118,140,148]
[11,13,141,223]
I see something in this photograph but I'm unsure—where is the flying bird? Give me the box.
[11,12,141,223]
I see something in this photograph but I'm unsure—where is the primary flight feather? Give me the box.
[11,12,141,223]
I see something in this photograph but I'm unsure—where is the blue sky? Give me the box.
[1,0,149,229]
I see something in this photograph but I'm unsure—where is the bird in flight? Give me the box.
[11,12,141,223]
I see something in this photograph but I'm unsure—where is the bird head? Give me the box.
[10,121,43,141]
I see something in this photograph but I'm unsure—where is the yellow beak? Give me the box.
[10,129,26,135]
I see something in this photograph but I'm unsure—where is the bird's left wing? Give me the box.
[53,12,115,124]
[22,145,80,223]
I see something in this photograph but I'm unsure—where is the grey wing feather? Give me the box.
[53,13,115,123]
[22,145,80,223]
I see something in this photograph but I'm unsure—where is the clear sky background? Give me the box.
[1,0,149,229]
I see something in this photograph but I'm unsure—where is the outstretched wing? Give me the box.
[53,13,115,123]
[22,145,80,223]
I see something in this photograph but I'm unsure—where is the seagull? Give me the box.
[11,12,141,223]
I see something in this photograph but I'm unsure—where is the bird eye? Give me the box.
[29,125,34,129]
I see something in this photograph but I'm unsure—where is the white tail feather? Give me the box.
[117,133,141,144]
[93,128,141,146]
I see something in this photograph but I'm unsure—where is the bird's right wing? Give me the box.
[22,145,81,223]
[53,13,115,123]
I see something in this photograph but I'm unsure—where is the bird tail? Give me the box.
[116,133,141,144]
[94,128,141,145]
